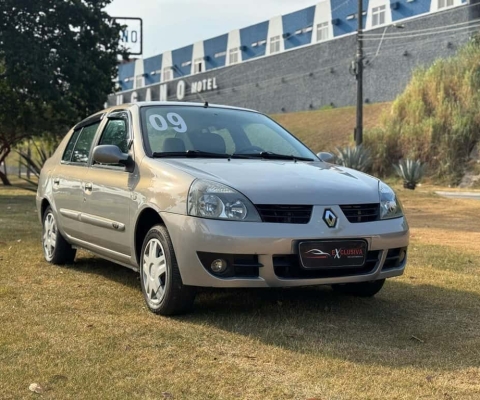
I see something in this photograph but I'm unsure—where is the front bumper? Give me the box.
[161,205,409,288]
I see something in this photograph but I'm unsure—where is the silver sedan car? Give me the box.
[37,102,409,315]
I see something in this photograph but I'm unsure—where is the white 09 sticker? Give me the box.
[149,113,187,133]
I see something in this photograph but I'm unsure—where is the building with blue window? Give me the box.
[108,0,479,113]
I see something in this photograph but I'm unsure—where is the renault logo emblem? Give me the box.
[323,209,337,228]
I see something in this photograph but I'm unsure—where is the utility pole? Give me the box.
[355,0,364,146]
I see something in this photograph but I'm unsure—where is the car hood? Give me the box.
[157,159,380,205]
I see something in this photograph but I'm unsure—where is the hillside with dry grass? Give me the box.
[272,102,390,154]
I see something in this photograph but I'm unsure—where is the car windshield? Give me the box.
[140,105,316,160]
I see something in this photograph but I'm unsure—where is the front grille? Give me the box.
[340,203,380,223]
[256,204,313,224]
[273,250,381,279]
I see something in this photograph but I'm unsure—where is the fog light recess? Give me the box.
[211,259,228,273]
[399,249,406,263]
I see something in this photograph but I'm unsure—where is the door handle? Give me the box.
[84,183,93,191]
[53,178,60,185]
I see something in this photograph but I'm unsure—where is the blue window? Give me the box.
[282,6,315,50]
[143,55,162,85]
[240,21,269,61]
[118,62,135,91]
[204,34,228,70]
[172,45,194,78]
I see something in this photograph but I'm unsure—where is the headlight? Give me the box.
[379,182,404,220]
[187,179,261,222]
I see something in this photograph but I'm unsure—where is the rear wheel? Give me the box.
[42,206,76,265]
[331,279,385,297]
[140,224,196,315]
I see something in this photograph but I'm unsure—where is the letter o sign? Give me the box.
[176,80,186,101]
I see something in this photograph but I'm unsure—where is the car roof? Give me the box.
[74,102,261,130]
[131,101,260,114]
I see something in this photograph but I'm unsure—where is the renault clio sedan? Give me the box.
[37,102,409,315]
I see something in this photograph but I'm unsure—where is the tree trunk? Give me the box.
[0,145,12,186]
[0,169,11,186]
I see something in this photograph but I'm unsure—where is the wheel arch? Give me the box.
[41,198,51,218]
[134,207,165,266]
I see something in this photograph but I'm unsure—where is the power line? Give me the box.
[361,17,480,37]
[360,0,480,35]
[359,22,480,41]
[331,0,354,13]
[364,32,473,57]
[363,26,475,59]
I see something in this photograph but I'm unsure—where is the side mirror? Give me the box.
[93,145,129,165]
[317,152,335,163]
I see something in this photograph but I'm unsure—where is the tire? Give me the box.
[140,224,196,316]
[42,206,76,265]
[331,279,386,297]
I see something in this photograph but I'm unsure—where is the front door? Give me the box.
[82,113,134,260]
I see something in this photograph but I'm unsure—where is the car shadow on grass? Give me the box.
[71,255,480,371]
[188,282,480,370]
[71,255,141,291]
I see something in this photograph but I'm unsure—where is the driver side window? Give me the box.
[99,119,129,153]
[243,123,301,156]
[94,118,129,167]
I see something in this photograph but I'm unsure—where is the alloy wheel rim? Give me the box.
[43,213,57,261]
[142,238,167,306]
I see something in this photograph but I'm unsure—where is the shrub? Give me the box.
[335,145,372,172]
[364,39,480,184]
[393,159,426,190]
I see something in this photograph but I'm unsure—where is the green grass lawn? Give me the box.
[0,182,479,399]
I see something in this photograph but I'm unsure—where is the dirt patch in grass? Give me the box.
[0,182,479,399]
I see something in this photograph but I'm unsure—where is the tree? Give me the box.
[0,0,126,185]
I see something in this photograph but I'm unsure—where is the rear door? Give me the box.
[51,121,102,241]
[82,111,135,260]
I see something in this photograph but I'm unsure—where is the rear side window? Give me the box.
[62,129,82,162]
[70,122,100,164]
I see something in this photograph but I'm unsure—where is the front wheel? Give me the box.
[42,206,76,265]
[331,279,386,297]
[140,225,196,315]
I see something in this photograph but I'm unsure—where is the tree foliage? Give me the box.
[0,0,126,184]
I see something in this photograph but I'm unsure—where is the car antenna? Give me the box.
[204,101,209,108]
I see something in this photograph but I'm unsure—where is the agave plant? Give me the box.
[335,145,372,172]
[393,159,426,190]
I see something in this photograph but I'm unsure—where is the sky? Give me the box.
[106,0,319,58]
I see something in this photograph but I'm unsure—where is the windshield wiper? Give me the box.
[151,150,312,161]
[152,150,232,159]
[233,151,314,162]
